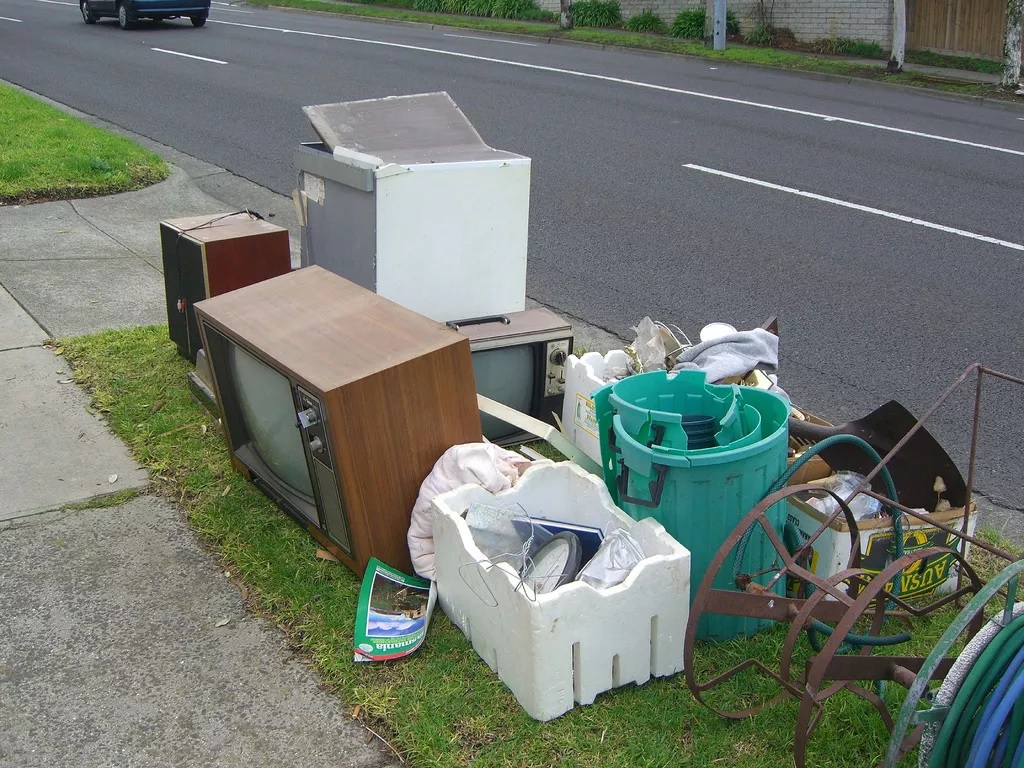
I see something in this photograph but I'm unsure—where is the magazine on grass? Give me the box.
[353,558,436,662]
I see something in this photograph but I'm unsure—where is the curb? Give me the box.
[251,2,1024,112]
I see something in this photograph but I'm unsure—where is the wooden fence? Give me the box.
[910,0,1007,60]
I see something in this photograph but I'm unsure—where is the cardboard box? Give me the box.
[431,462,691,722]
[786,496,977,599]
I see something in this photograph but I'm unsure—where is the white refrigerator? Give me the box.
[295,92,530,324]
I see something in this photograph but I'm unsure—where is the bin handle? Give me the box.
[608,423,666,452]
[615,460,668,509]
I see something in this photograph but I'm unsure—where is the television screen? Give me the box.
[472,346,534,442]
[229,343,314,499]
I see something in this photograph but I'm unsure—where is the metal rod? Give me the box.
[979,366,1024,387]
[843,364,979,506]
[959,368,985,592]
[857,489,1017,563]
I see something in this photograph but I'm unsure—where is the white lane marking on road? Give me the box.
[207,19,1024,158]
[213,6,253,11]
[443,33,536,46]
[152,47,228,64]
[32,0,77,6]
[0,14,23,20]
[684,163,1024,252]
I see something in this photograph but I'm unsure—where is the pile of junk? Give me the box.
[164,91,1024,768]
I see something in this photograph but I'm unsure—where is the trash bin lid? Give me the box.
[303,91,525,166]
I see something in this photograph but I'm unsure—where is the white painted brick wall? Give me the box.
[712,0,892,46]
[534,0,892,47]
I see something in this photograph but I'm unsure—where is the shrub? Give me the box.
[519,6,557,20]
[743,22,775,46]
[845,39,885,57]
[670,8,737,39]
[726,9,738,34]
[571,0,621,27]
[491,0,535,17]
[413,0,550,19]
[625,9,666,33]
[669,7,702,38]
[812,37,885,57]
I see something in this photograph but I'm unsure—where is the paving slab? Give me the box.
[0,285,48,351]
[0,495,398,768]
[0,200,127,262]
[0,258,165,338]
[74,167,241,271]
[0,346,148,519]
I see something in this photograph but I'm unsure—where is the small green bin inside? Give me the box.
[595,371,790,642]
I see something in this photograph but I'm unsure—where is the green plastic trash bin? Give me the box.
[594,371,789,642]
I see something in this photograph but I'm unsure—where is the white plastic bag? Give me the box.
[577,528,645,589]
[807,471,883,521]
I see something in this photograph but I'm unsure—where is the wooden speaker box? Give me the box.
[160,212,291,363]
[194,266,483,576]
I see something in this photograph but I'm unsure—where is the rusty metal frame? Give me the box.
[682,364,1024,768]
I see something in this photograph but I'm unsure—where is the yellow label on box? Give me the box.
[574,393,599,439]
[863,527,961,599]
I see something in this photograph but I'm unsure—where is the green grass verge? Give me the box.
[0,84,168,205]
[243,0,1019,100]
[60,486,148,511]
[906,49,1003,75]
[61,323,1021,768]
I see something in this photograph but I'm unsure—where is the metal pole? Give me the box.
[713,0,727,50]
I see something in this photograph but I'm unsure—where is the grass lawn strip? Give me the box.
[0,84,167,205]
[60,323,1019,768]
[245,0,1020,102]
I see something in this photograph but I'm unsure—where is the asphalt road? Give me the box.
[2,0,1023,507]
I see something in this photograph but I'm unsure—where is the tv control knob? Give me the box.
[308,436,324,454]
[549,348,567,366]
[297,408,319,428]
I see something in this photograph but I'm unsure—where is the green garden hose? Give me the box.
[734,433,909,653]
[927,610,1024,768]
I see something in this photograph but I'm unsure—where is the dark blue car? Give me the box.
[80,0,210,28]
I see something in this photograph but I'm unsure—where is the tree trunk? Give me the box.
[887,0,906,73]
[559,0,572,29]
[1003,0,1023,89]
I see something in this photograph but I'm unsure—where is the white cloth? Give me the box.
[407,443,532,580]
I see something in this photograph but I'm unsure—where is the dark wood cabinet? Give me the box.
[160,212,291,362]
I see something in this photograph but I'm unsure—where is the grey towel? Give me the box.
[671,329,788,401]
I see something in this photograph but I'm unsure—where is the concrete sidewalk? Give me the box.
[0,161,399,767]
[1,82,1021,768]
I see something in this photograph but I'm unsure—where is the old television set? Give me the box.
[194,266,482,576]
[449,309,573,446]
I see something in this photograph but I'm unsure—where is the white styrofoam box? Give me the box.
[561,350,631,467]
[786,497,978,600]
[431,462,690,722]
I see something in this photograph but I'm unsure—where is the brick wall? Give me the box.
[536,0,892,46]
[713,0,893,46]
